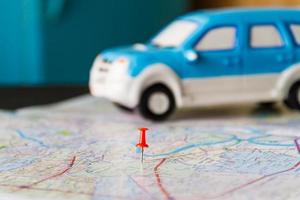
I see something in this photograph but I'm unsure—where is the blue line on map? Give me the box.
[246,128,295,147]
[144,127,298,158]
[16,130,49,148]
[250,140,295,147]
[145,135,239,157]
[248,135,295,147]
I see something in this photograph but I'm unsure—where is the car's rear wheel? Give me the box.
[138,84,175,121]
[284,81,300,111]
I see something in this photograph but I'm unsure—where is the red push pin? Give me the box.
[136,128,149,164]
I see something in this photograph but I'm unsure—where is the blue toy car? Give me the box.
[90,8,300,120]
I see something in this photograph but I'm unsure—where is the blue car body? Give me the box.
[90,8,300,120]
[101,8,300,79]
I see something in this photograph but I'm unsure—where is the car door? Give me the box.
[183,25,243,106]
[243,24,294,101]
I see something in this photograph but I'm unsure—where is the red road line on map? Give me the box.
[154,158,174,200]
[209,160,300,199]
[20,156,76,189]
[294,138,300,154]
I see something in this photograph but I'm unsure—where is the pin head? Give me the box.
[136,127,149,148]
[138,128,148,132]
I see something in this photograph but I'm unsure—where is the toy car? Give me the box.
[90,8,300,121]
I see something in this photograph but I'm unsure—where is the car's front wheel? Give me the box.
[138,84,175,121]
[284,81,300,111]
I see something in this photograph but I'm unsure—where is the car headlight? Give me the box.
[109,57,130,77]
[114,57,129,67]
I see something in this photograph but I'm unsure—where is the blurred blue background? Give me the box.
[0,0,188,86]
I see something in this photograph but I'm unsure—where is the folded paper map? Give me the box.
[0,96,300,200]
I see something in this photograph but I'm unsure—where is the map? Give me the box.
[0,95,300,200]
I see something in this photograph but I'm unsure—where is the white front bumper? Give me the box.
[89,61,138,108]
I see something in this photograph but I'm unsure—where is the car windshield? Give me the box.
[151,20,198,48]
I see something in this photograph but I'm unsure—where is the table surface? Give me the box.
[0,86,88,109]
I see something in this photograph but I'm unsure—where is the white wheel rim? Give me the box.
[148,92,170,115]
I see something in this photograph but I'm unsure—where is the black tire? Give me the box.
[284,81,300,111]
[284,99,296,110]
[113,103,134,113]
[138,84,175,121]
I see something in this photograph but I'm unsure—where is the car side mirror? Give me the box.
[184,50,198,62]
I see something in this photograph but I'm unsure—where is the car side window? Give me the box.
[289,24,300,45]
[195,26,236,51]
[250,25,284,48]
